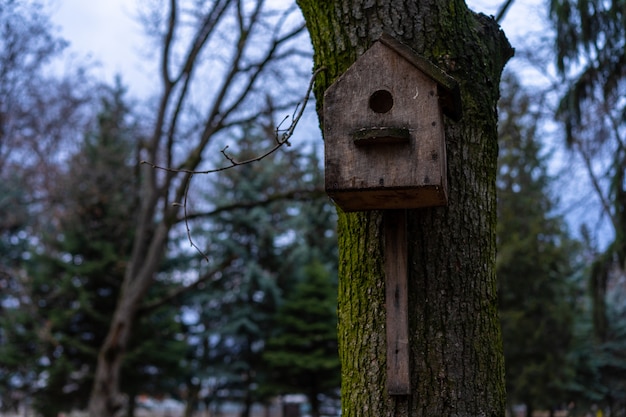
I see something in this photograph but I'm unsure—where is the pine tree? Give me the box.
[22,81,185,416]
[497,72,581,416]
[179,124,331,416]
[0,174,37,412]
[550,0,626,342]
[263,259,340,417]
[21,81,138,415]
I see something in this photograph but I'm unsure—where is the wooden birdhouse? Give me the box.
[323,33,462,212]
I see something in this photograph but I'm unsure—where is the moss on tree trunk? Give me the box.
[297,1,513,416]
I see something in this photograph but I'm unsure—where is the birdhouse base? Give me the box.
[328,186,447,212]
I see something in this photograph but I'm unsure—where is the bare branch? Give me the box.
[137,256,236,315]
[162,0,177,87]
[181,186,326,222]
[177,173,210,261]
[218,25,307,124]
[165,0,234,171]
[573,140,618,231]
[495,0,514,23]
[173,0,233,85]
[141,66,325,176]
[140,66,325,261]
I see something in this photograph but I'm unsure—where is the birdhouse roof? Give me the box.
[371,33,462,121]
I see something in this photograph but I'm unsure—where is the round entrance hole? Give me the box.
[369,89,393,114]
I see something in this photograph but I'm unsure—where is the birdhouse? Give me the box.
[323,34,462,212]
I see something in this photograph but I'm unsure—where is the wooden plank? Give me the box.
[351,126,411,145]
[384,210,410,395]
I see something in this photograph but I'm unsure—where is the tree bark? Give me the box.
[88,219,170,416]
[297,1,512,416]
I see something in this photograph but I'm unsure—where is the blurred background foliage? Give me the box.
[0,0,625,416]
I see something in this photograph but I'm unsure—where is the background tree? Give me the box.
[549,1,626,413]
[263,259,340,417]
[496,71,581,417]
[297,1,512,416]
[549,0,626,341]
[5,82,185,417]
[87,1,309,414]
[176,124,331,417]
[0,0,89,306]
[27,81,138,416]
[0,0,94,411]
[0,0,93,216]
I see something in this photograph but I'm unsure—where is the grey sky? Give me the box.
[50,0,547,96]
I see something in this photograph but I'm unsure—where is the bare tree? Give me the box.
[87,0,308,415]
[0,2,99,411]
[0,0,95,216]
[0,0,95,297]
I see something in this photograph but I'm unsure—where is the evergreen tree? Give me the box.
[20,81,137,415]
[0,174,38,413]
[550,2,626,413]
[497,72,581,416]
[263,259,340,417]
[14,81,185,416]
[180,124,332,416]
[550,0,626,341]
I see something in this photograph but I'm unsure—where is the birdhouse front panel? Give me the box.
[323,39,449,212]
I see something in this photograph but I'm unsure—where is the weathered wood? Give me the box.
[377,34,462,121]
[323,35,458,212]
[384,210,410,395]
[352,126,411,145]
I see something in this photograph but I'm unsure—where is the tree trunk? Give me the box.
[241,376,253,417]
[184,381,201,417]
[88,220,170,416]
[126,392,136,417]
[308,386,320,417]
[88,300,139,416]
[297,1,512,416]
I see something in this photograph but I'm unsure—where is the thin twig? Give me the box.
[138,255,236,314]
[574,140,617,231]
[140,67,326,261]
[181,173,210,262]
[141,66,325,175]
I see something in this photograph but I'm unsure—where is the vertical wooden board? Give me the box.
[384,210,410,395]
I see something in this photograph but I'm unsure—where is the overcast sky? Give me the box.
[52,0,150,94]
[50,0,548,97]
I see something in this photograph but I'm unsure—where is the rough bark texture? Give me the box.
[296,1,513,416]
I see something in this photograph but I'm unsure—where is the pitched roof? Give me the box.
[377,33,462,121]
